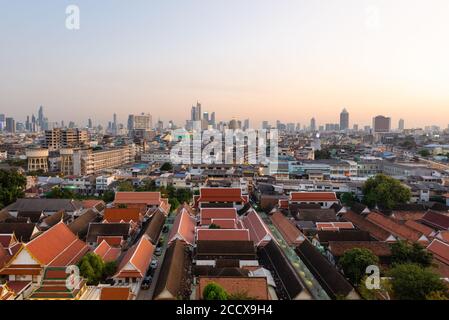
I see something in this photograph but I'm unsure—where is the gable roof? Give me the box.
[404,220,435,237]
[316,222,355,231]
[290,192,338,202]
[258,240,308,300]
[0,223,37,242]
[296,209,338,222]
[427,239,449,265]
[168,208,196,246]
[144,210,166,244]
[328,241,392,257]
[86,223,130,243]
[420,211,449,230]
[196,240,256,259]
[342,211,395,242]
[5,199,82,213]
[26,222,89,266]
[99,286,133,300]
[114,192,161,206]
[82,200,106,212]
[68,209,99,238]
[103,208,142,223]
[196,229,250,242]
[241,210,272,247]
[93,240,121,262]
[154,240,187,300]
[198,277,269,300]
[271,212,305,246]
[197,188,247,204]
[315,230,372,244]
[367,212,428,243]
[295,240,356,299]
[199,208,237,225]
[40,210,70,230]
[114,235,154,278]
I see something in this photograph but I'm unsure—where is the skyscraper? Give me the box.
[5,117,15,133]
[38,105,44,128]
[373,115,391,133]
[310,118,316,131]
[398,119,405,131]
[340,108,349,131]
[0,114,5,131]
[191,102,202,121]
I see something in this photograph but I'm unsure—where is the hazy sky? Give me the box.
[1,0,449,128]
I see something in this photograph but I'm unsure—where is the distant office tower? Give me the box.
[191,102,202,121]
[0,114,5,131]
[286,123,295,132]
[88,118,93,129]
[296,123,301,131]
[243,119,250,130]
[203,112,209,123]
[310,118,316,131]
[262,121,270,130]
[353,124,359,131]
[38,105,44,128]
[157,120,164,130]
[398,119,405,131]
[5,118,15,133]
[373,115,391,133]
[128,113,152,131]
[229,119,242,130]
[340,108,349,131]
[210,112,216,128]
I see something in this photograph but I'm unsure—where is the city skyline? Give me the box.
[1,1,449,127]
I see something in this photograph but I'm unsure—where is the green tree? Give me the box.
[160,162,173,172]
[339,248,379,285]
[362,174,411,210]
[426,291,449,300]
[389,264,448,300]
[102,190,115,203]
[390,241,433,268]
[203,282,229,300]
[341,192,357,206]
[209,224,221,229]
[418,149,431,157]
[169,197,180,210]
[103,261,118,278]
[0,169,27,207]
[314,149,331,160]
[78,253,106,285]
[46,187,76,199]
[117,181,134,192]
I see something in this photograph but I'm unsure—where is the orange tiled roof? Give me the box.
[316,222,355,231]
[427,239,449,265]
[404,220,435,237]
[271,212,305,246]
[114,192,161,205]
[82,200,105,209]
[197,188,247,204]
[25,222,89,266]
[242,210,272,247]
[104,208,142,223]
[367,212,427,243]
[198,277,269,300]
[94,240,121,262]
[100,286,133,300]
[290,192,338,202]
[200,208,237,225]
[114,235,154,279]
[436,231,449,243]
[169,208,196,246]
[196,229,250,242]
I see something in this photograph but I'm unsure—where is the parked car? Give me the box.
[162,225,169,233]
[155,247,162,256]
[150,259,158,269]
[141,276,152,290]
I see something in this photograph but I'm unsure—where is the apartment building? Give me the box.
[43,128,88,151]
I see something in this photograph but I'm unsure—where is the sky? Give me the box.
[1,0,449,128]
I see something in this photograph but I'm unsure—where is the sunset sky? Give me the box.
[1,0,449,128]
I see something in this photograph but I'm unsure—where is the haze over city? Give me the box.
[1,0,449,127]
